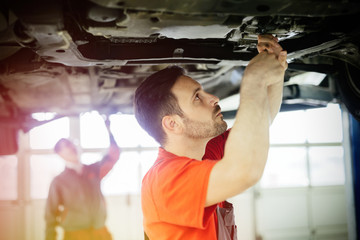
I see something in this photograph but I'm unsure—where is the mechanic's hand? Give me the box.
[257,34,288,70]
[244,51,286,87]
[241,34,288,87]
[257,34,282,54]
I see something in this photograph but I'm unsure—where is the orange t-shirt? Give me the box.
[142,130,230,240]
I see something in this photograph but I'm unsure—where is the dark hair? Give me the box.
[54,138,70,154]
[134,66,185,145]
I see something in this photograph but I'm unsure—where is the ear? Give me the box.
[162,115,183,134]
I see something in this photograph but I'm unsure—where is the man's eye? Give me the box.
[195,94,200,100]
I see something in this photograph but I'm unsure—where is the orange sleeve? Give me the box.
[150,158,217,229]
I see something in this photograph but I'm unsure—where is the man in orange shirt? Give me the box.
[134,34,287,239]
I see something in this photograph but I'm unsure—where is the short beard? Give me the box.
[182,116,227,139]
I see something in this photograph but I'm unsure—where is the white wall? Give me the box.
[254,186,348,240]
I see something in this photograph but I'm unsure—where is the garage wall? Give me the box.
[254,186,348,240]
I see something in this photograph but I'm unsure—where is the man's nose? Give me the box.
[207,93,219,106]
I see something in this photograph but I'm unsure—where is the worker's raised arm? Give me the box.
[205,41,287,207]
[99,117,121,179]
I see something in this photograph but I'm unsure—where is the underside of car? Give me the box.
[1,0,360,153]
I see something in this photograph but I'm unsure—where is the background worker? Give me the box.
[45,117,121,240]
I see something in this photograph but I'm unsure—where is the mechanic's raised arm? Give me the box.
[205,35,287,207]
[99,117,121,179]
[257,34,287,123]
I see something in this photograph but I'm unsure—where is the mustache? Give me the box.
[213,105,221,115]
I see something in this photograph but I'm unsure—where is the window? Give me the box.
[81,152,103,165]
[80,111,110,148]
[305,104,343,143]
[101,149,158,196]
[79,112,159,195]
[261,104,344,188]
[0,156,17,200]
[102,151,141,195]
[140,151,158,179]
[30,154,64,199]
[261,147,308,188]
[29,116,70,149]
[28,111,159,198]
[27,103,345,198]
[109,114,159,148]
[269,110,307,144]
[80,112,159,148]
[309,146,345,186]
